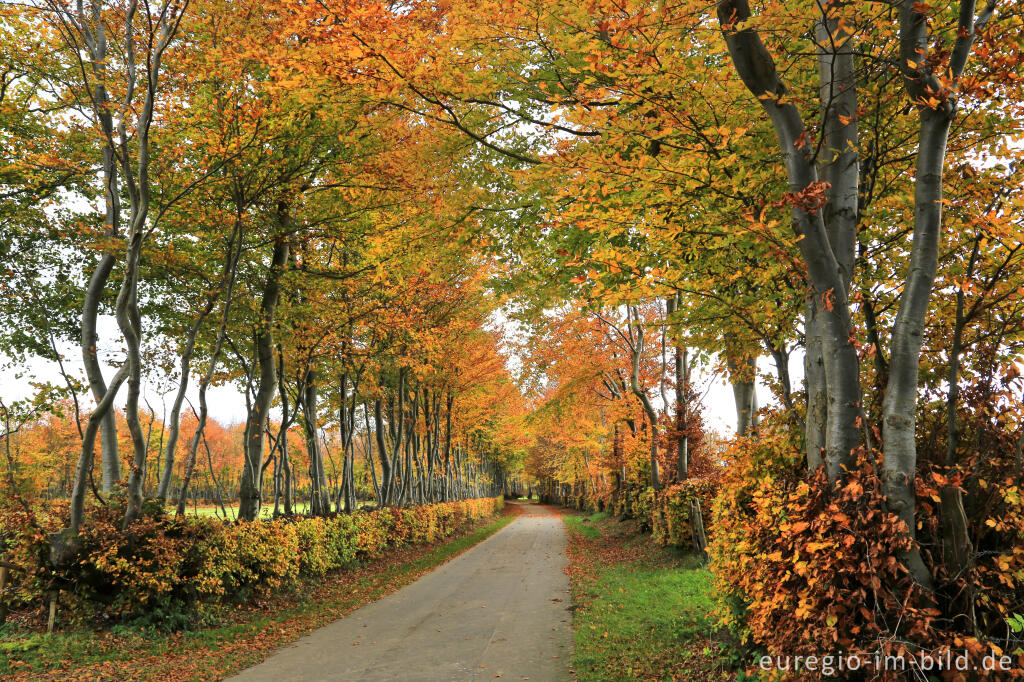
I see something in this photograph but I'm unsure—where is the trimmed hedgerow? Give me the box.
[0,497,503,630]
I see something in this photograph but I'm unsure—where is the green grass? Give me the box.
[1,509,516,680]
[172,501,381,518]
[170,502,320,518]
[563,511,607,538]
[564,512,736,681]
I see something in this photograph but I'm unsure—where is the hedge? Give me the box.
[0,496,504,629]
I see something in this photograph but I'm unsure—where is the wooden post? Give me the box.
[47,592,57,635]
[690,500,708,564]
[0,563,8,625]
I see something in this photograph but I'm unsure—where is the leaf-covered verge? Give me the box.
[0,502,517,680]
[563,510,741,681]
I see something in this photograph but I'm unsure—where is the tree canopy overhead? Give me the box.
[1,0,1023,668]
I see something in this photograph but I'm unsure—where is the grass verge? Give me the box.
[1,507,518,681]
[564,510,739,681]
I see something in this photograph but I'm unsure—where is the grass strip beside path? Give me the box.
[1,506,519,681]
[563,510,739,681]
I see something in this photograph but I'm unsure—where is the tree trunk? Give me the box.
[365,404,381,504]
[156,321,199,501]
[880,108,951,591]
[718,0,861,482]
[728,352,757,438]
[118,225,148,528]
[175,222,241,515]
[66,365,128,535]
[880,0,993,591]
[628,306,660,490]
[239,233,289,521]
[302,364,331,516]
[804,297,827,470]
[82,252,121,493]
[80,19,122,495]
[668,294,689,480]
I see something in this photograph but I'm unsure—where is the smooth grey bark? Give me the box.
[428,390,442,502]
[364,404,381,504]
[335,371,360,513]
[666,294,689,480]
[717,0,861,481]
[627,306,660,490]
[335,373,349,512]
[804,297,827,470]
[373,397,391,505]
[422,389,433,501]
[815,5,858,291]
[155,317,201,501]
[408,392,423,504]
[75,8,122,493]
[727,352,758,438]
[881,108,950,594]
[767,346,797,418]
[374,370,406,506]
[114,12,156,528]
[802,1,858,473]
[66,365,128,537]
[63,0,125,514]
[401,391,416,504]
[67,0,184,529]
[239,233,289,521]
[117,228,147,528]
[815,2,861,482]
[443,392,453,501]
[302,365,331,516]
[374,395,389,501]
[277,370,294,516]
[344,382,359,511]
[881,0,995,591]
[50,0,185,542]
[82,255,121,493]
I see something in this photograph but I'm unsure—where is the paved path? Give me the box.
[229,502,573,681]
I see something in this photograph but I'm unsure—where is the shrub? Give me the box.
[710,415,1024,677]
[0,496,504,630]
[294,517,332,579]
[324,514,359,569]
[651,477,718,550]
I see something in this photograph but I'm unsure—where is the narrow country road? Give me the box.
[228,502,573,682]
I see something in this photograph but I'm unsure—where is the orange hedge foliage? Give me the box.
[0,497,503,629]
[710,420,1024,679]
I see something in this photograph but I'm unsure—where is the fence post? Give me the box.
[0,562,8,625]
[47,591,57,635]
